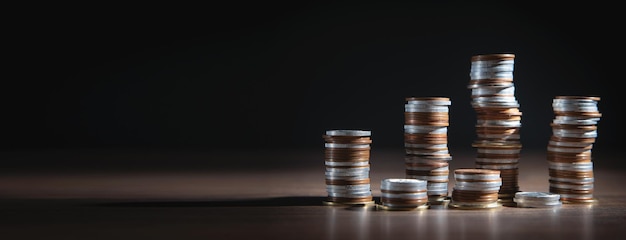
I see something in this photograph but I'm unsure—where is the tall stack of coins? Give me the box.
[323,130,375,205]
[547,96,601,204]
[379,178,428,210]
[450,168,502,209]
[403,97,453,203]
[468,53,522,204]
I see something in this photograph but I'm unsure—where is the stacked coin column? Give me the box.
[404,97,452,204]
[450,168,502,209]
[547,96,601,204]
[468,53,522,204]
[323,130,374,205]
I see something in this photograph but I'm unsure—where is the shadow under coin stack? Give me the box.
[450,168,502,209]
[379,178,428,210]
[547,96,601,204]
[468,53,522,205]
[323,130,374,206]
[403,97,452,204]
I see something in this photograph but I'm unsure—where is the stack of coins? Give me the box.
[449,168,502,209]
[547,96,601,204]
[468,53,522,204]
[379,178,429,210]
[514,192,562,208]
[403,97,453,203]
[323,130,374,205]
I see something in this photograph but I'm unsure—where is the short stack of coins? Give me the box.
[323,130,374,205]
[514,192,562,208]
[468,53,522,204]
[547,96,601,204]
[378,178,428,210]
[403,97,452,204]
[449,168,502,209]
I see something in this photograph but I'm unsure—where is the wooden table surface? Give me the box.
[1,148,624,240]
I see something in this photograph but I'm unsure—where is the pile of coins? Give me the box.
[468,53,522,204]
[403,97,453,203]
[379,178,428,210]
[547,96,601,204]
[450,168,502,209]
[323,130,374,205]
[514,192,562,208]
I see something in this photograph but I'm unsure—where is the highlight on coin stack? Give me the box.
[322,130,375,206]
[547,96,601,204]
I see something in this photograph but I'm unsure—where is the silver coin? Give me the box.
[472,86,515,96]
[406,99,451,105]
[325,161,369,167]
[552,131,597,138]
[558,193,593,199]
[426,182,449,189]
[553,99,598,105]
[381,178,427,190]
[404,105,449,112]
[549,177,594,184]
[325,171,370,177]
[326,166,370,172]
[549,183,594,190]
[327,191,372,198]
[454,173,500,181]
[476,119,521,126]
[403,125,447,134]
[325,130,371,136]
[514,191,560,200]
[471,59,515,66]
[547,162,593,171]
[546,146,592,153]
[548,140,593,148]
[470,73,514,80]
[326,184,371,191]
[325,172,370,178]
[324,143,370,149]
[427,189,450,195]
[381,192,428,199]
[552,119,600,125]
[472,95,518,102]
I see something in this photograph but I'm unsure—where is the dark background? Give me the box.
[4,1,622,165]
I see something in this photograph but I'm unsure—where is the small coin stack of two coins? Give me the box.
[404,97,452,204]
[547,96,601,204]
[379,178,428,210]
[323,130,374,206]
[514,192,562,208]
[450,168,502,209]
[468,53,522,204]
